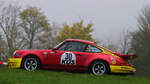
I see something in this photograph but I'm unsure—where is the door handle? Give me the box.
[77,54,82,56]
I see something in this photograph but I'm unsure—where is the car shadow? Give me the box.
[40,68,135,76]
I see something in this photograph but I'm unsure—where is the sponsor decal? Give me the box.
[61,52,76,65]
[110,57,116,64]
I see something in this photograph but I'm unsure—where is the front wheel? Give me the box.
[23,57,40,71]
[89,61,109,75]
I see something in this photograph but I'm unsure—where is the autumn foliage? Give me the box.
[57,20,94,42]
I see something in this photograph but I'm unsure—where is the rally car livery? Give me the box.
[8,39,136,75]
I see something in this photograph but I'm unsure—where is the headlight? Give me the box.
[15,53,21,57]
[13,51,22,58]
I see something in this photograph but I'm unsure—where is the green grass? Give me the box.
[0,68,150,84]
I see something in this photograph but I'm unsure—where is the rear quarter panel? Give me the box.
[83,53,112,67]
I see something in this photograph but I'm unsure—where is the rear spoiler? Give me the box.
[112,52,136,59]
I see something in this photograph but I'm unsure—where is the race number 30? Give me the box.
[61,52,76,65]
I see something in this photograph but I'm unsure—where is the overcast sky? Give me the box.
[5,0,150,43]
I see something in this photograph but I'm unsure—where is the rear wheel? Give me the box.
[89,61,109,75]
[23,57,40,71]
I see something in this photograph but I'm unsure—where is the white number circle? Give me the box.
[61,52,76,65]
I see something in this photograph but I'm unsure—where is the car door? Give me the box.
[46,42,68,67]
[55,41,90,69]
[47,41,103,70]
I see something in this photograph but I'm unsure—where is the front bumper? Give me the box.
[8,58,22,68]
[110,65,136,73]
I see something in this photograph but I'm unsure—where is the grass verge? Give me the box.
[0,68,149,84]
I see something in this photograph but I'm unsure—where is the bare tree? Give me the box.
[0,3,21,57]
[19,7,50,49]
[0,34,7,61]
[131,6,150,76]
[101,41,119,52]
[119,30,132,54]
[38,22,61,49]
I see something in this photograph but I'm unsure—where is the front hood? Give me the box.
[15,49,51,53]
[14,49,52,58]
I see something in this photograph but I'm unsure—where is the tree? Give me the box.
[131,6,150,76]
[99,40,119,52]
[119,30,133,54]
[57,20,94,42]
[19,7,51,49]
[38,22,61,49]
[0,3,21,57]
[0,34,6,61]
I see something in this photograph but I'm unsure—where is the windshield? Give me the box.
[54,41,64,48]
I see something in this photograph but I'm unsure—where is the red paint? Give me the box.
[0,61,3,64]
[13,39,134,70]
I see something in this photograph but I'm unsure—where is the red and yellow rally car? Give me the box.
[8,39,136,75]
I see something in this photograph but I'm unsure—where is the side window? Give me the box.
[58,41,87,52]
[57,42,69,51]
[65,42,87,52]
[85,45,102,53]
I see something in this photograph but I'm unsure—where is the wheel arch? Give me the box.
[88,59,110,73]
[21,54,42,68]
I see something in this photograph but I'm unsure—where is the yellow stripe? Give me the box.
[110,65,136,73]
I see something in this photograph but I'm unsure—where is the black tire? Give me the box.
[22,57,41,71]
[89,61,109,75]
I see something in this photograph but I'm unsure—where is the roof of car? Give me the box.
[65,39,95,45]
[64,39,114,53]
